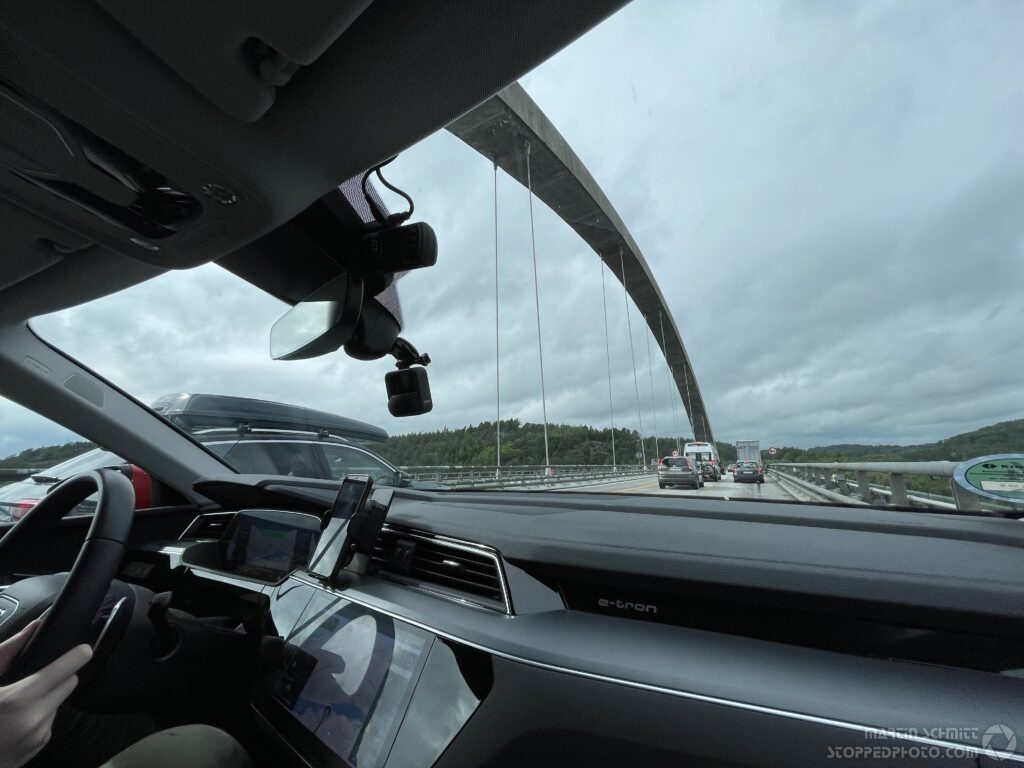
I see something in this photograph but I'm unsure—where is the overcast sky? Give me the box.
[4,0,1024,458]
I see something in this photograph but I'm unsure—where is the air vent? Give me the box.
[179,511,235,540]
[371,527,510,614]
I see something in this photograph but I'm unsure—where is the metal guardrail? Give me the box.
[0,468,36,481]
[403,464,651,490]
[772,462,1021,514]
[1,464,651,492]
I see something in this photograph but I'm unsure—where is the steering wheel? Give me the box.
[0,468,134,682]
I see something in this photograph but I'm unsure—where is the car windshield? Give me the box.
[3,1,1023,517]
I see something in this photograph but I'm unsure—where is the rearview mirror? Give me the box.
[270,274,363,361]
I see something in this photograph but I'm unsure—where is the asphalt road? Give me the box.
[566,472,796,501]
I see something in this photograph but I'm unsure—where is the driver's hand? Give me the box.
[0,620,92,768]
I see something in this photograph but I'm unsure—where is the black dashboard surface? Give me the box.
[252,572,1024,765]
[182,477,1024,764]
[194,475,1024,630]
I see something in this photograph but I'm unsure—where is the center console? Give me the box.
[254,585,483,768]
[177,479,485,767]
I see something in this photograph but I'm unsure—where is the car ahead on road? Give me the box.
[683,441,723,478]
[201,428,445,489]
[734,461,765,484]
[0,450,151,522]
[699,461,721,481]
[658,456,704,489]
[150,393,447,486]
[0,426,442,522]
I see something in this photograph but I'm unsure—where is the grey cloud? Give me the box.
[3,0,1024,457]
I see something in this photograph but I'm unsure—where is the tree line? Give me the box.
[372,419,737,467]
[0,441,96,469]
[4,418,1017,487]
[766,419,1023,495]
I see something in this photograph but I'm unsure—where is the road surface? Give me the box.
[564,472,795,501]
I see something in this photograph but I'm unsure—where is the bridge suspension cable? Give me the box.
[620,249,646,466]
[525,142,551,468]
[599,260,617,467]
[492,158,501,474]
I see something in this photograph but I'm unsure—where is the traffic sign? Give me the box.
[768,447,778,456]
[953,454,1024,503]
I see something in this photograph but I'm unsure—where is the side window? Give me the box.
[0,397,148,520]
[320,445,396,486]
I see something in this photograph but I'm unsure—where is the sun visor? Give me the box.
[0,200,94,293]
[93,0,376,122]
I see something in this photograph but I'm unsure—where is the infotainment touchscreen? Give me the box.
[262,591,432,768]
[220,510,320,583]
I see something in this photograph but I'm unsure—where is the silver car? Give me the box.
[658,457,704,489]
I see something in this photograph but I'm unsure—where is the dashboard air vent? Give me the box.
[179,511,235,540]
[371,526,509,613]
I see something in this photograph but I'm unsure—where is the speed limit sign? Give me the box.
[768,447,778,455]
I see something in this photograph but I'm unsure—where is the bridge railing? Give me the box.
[1,464,652,492]
[402,464,651,490]
[0,468,36,482]
[771,461,1021,514]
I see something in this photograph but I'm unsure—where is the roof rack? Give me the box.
[151,393,389,444]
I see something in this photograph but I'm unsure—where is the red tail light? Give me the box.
[11,500,37,520]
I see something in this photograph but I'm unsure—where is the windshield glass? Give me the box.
[5,0,1023,516]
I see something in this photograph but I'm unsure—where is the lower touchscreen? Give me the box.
[268,591,432,768]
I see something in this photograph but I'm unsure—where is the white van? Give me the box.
[683,442,721,481]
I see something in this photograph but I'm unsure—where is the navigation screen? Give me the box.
[221,511,319,582]
[270,592,432,768]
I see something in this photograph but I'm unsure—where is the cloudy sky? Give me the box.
[4,0,1024,457]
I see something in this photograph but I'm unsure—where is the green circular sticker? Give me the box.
[953,454,1024,503]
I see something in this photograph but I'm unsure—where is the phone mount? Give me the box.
[340,498,390,575]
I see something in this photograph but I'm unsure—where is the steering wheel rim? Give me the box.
[0,468,134,681]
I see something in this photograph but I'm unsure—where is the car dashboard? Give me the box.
[113,476,1024,767]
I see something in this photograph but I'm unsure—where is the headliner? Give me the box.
[0,0,629,329]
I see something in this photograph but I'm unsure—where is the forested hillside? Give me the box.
[0,441,95,469]
[372,420,711,466]
[766,419,1023,464]
[3,419,1018,475]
